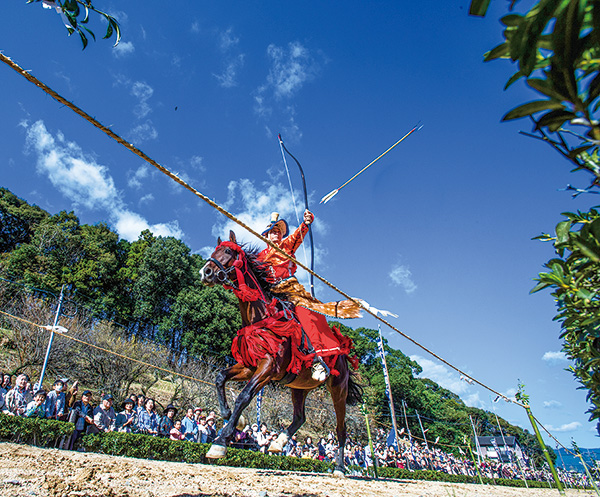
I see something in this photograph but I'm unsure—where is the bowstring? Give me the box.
[278,139,310,280]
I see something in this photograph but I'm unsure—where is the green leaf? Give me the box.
[519,0,564,75]
[527,77,569,101]
[469,0,491,17]
[504,71,525,89]
[574,238,600,262]
[502,99,565,121]
[556,220,572,245]
[552,0,583,101]
[484,42,510,61]
[500,14,524,26]
[568,144,594,159]
[586,71,600,104]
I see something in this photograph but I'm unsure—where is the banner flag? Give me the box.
[377,325,399,449]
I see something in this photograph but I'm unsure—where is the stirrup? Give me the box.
[311,357,330,381]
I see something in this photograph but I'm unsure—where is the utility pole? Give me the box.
[38,285,65,389]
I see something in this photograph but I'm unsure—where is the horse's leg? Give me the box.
[215,363,254,421]
[326,356,350,477]
[268,388,309,453]
[207,356,275,459]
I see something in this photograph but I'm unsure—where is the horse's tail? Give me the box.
[345,358,363,406]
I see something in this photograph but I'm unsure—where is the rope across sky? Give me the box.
[0,51,522,409]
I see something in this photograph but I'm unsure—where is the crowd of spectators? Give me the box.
[0,372,591,487]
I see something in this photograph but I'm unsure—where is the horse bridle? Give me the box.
[205,255,238,289]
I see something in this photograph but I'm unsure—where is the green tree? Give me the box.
[470,0,600,431]
[0,188,48,253]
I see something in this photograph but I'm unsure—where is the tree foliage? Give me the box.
[470,0,600,432]
[27,0,121,49]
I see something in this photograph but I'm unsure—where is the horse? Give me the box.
[199,231,362,476]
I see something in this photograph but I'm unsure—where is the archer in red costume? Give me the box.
[257,210,361,381]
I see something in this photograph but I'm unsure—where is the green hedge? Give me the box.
[0,420,585,490]
[0,412,73,446]
[81,431,332,473]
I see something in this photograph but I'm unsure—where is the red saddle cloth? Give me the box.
[231,304,357,376]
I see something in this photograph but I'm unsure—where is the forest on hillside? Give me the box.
[0,187,554,464]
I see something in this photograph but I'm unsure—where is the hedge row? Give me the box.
[0,413,73,447]
[81,431,332,473]
[0,417,583,489]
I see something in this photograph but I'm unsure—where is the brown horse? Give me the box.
[199,231,362,476]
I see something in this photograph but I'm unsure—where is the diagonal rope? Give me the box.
[0,51,522,409]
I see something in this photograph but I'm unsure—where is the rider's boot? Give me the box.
[311,356,330,381]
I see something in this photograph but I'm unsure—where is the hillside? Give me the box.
[0,187,556,464]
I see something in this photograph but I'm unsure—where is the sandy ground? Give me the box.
[0,442,595,497]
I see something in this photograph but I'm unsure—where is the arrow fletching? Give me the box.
[320,189,339,204]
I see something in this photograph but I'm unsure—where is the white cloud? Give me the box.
[131,82,154,119]
[128,164,151,189]
[266,42,319,99]
[130,121,158,143]
[410,355,469,395]
[546,422,581,432]
[24,120,181,241]
[218,27,239,51]
[542,351,568,363]
[209,178,323,286]
[253,42,324,132]
[390,262,417,294]
[113,41,135,58]
[543,400,562,409]
[191,21,200,34]
[213,54,245,88]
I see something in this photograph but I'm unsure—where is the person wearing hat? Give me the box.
[44,379,66,420]
[116,398,138,433]
[158,404,178,437]
[256,209,364,381]
[66,390,95,450]
[93,394,116,432]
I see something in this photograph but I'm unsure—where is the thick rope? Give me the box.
[0,309,214,386]
[0,51,522,409]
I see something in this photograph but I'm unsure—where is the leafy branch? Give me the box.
[27,0,121,49]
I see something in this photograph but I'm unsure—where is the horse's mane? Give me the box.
[240,244,289,302]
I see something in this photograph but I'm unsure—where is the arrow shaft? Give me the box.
[335,124,421,192]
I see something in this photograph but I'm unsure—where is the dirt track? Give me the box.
[0,443,595,497]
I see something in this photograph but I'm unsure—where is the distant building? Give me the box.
[475,436,524,462]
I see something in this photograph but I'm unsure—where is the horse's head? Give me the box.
[200,231,242,287]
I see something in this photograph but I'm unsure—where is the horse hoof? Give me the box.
[333,469,345,478]
[206,444,227,459]
[268,433,289,453]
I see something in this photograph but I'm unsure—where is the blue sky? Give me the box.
[2,1,598,447]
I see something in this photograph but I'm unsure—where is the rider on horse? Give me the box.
[257,209,362,381]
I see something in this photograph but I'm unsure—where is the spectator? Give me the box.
[283,433,298,456]
[170,420,185,441]
[115,398,137,433]
[205,412,217,443]
[137,398,159,436]
[197,415,209,442]
[5,373,32,416]
[181,408,198,442]
[25,390,47,418]
[2,374,11,391]
[93,394,116,432]
[302,436,317,459]
[158,405,178,437]
[63,378,79,413]
[317,437,327,461]
[193,406,203,423]
[0,372,7,411]
[66,390,95,450]
[45,379,66,420]
[135,395,146,417]
[256,423,270,453]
